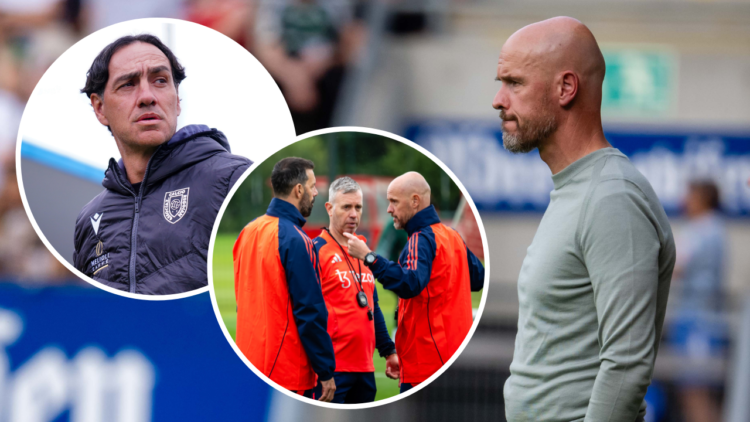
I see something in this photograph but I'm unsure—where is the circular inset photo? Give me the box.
[17,18,296,299]
[209,127,489,408]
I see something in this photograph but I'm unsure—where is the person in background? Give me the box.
[253,0,364,134]
[668,180,727,422]
[185,0,255,49]
[0,155,73,283]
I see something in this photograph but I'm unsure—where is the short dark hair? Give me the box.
[689,180,721,210]
[81,34,186,99]
[271,157,315,197]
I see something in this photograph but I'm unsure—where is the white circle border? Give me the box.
[207,126,492,409]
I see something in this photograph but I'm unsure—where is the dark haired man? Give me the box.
[73,34,251,295]
[234,157,336,402]
[492,18,675,421]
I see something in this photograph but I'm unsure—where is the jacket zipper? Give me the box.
[129,193,142,293]
[110,151,159,294]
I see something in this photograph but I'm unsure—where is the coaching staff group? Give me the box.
[234,158,336,402]
[494,18,675,421]
[72,34,251,295]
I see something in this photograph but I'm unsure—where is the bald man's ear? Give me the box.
[559,71,579,107]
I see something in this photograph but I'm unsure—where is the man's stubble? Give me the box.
[501,94,558,154]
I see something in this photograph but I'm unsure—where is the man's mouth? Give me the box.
[137,113,161,122]
[502,119,518,130]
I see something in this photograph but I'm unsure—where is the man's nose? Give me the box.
[137,81,157,107]
[492,85,508,111]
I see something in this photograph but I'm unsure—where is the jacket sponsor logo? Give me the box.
[89,252,109,275]
[163,188,190,224]
[90,212,103,235]
[331,253,342,264]
[334,269,374,288]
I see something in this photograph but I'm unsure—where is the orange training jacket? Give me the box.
[367,205,485,384]
[234,198,335,391]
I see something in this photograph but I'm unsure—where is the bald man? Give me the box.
[345,172,485,392]
[492,17,675,422]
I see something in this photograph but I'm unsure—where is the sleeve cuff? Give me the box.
[370,254,389,278]
[381,348,397,358]
[317,372,333,382]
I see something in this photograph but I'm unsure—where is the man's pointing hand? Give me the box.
[342,232,370,261]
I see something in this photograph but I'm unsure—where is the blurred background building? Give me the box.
[0,0,749,421]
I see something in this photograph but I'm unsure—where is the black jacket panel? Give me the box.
[73,125,251,295]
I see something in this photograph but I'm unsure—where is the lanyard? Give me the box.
[324,228,374,319]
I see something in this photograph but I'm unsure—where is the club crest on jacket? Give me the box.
[163,188,190,224]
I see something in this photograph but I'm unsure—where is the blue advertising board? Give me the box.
[0,283,271,422]
[407,120,750,216]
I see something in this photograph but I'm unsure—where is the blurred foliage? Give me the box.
[219,132,462,233]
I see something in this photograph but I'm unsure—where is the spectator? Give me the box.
[0,155,75,283]
[254,0,364,134]
[668,180,728,422]
[186,0,255,49]
[80,0,183,33]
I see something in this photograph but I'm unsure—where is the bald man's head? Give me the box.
[386,172,432,230]
[492,17,605,153]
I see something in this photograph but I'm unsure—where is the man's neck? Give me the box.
[116,141,159,185]
[275,196,302,212]
[538,115,611,175]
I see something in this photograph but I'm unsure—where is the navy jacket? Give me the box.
[369,205,485,298]
[268,199,336,381]
[73,125,251,295]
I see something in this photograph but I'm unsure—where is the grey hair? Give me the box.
[329,176,362,204]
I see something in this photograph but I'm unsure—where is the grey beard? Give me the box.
[502,115,557,154]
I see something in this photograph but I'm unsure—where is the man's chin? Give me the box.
[136,126,175,145]
[133,134,170,147]
[502,132,538,154]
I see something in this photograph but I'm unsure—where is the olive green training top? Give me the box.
[504,147,676,422]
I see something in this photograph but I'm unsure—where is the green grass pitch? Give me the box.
[212,233,482,401]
